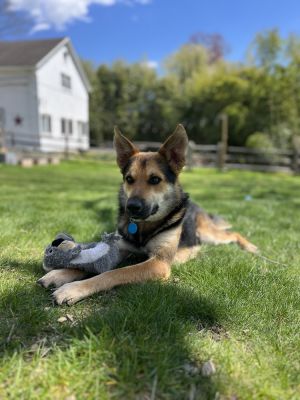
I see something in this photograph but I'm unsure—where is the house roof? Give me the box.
[0,37,91,92]
[0,38,64,66]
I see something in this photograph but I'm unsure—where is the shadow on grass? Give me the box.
[0,258,221,398]
[0,260,54,351]
[0,258,42,278]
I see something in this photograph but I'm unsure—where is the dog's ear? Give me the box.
[158,124,188,173]
[114,126,139,170]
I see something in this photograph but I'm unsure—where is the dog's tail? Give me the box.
[201,213,287,265]
[197,212,258,254]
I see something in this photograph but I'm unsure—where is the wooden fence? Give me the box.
[133,141,300,173]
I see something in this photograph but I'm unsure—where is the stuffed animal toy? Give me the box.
[43,232,122,275]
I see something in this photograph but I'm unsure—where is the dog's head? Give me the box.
[114,124,188,221]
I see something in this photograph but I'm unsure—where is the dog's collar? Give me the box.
[144,197,188,244]
[121,194,189,247]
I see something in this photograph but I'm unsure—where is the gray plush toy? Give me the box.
[43,232,122,275]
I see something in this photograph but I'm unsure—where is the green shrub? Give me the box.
[246,132,275,150]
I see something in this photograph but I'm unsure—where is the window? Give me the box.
[61,118,73,135]
[78,121,88,136]
[63,51,69,62]
[61,73,71,89]
[68,120,73,135]
[41,114,52,133]
[61,118,66,134]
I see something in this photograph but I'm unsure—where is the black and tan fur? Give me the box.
[38,125,257,305]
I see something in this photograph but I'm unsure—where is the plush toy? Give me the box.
[43,232,122,275]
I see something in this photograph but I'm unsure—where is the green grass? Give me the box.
[0,160,299,399]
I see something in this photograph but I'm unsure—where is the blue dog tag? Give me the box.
[128,222,138,234]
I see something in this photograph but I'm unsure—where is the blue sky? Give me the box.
[7,0,300,68]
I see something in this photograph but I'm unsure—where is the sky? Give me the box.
[5,0,300,69]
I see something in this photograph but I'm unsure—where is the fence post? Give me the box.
[186,140,195,170]
[291,136,300,174]
[292,147,299,174]
[217,142,225,170]
[217,114,228,171]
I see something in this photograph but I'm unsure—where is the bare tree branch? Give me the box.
[189,32,230,64]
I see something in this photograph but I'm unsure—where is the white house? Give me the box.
[0,37,91,152]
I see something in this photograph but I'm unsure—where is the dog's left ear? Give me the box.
[159,124,188,173]
[114,126,139,170]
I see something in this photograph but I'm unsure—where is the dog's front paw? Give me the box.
[37,268,88,289]
[52,281,87,305]
[37,269,66,288]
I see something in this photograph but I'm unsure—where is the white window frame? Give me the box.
[61,73,72,90]
[61,118,73,135]
[41,114,52,134]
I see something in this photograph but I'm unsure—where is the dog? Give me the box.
[38,124,257,305]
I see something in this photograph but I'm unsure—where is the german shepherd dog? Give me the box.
[39,125,257,305]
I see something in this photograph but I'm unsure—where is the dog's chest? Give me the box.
[118,218,158,248]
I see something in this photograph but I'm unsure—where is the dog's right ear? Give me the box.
[158,124,188,174]
[113,126,139,170]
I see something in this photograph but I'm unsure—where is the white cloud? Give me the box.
[142,60,159,69]
[32,22,51,33]
[7,0,151,31]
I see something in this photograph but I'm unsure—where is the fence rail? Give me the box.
[121,141,300,173]
[2,135,300,173]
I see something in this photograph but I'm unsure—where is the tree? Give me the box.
[189,32,229,64]
[164,43,209,83]
[85,29,300,149]
[82,60,104,145]
[285,35,300,142]
[181,68,252,145]
[87,61,180,144]
[248,29,282,70]
[247,30,300,147]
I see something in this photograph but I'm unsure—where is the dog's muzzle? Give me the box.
[126,197,159,220]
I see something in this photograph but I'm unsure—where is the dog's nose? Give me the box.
[127,198,143,216]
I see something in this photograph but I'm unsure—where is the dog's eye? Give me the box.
[148,176,161,185]
[125,175,134,184]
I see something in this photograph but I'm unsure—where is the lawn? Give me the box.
[0,160,299,400]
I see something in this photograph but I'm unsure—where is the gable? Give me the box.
[36,42,89,101]
[36,39,91,93]
[0,38,63,67]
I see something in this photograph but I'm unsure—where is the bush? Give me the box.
[246,132,275,150]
